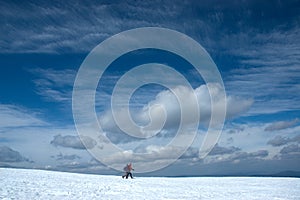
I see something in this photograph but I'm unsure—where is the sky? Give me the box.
[0,0,300,176]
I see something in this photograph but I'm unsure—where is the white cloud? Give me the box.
[31,68,76,87]
[0,123,94,169]
[0,104,48,128]
[142,83,252,126]
[99,83,252,143]
[99,144,187,172]
[93,120,299,171]
[218,121,300,161]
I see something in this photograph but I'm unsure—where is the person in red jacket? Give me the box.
[122,163,134,179]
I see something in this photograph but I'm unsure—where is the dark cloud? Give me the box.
[267,136,290,147]
[249,150,269,158]
[50,135,96,150]
[209,144,241,156]
[227,150,269,163]
[177,145,268,165]
[280,144,300,154]
[0,146,28,162]
[265,118,299,131]
[267,135,300,147]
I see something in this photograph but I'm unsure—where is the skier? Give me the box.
[122,163,134,179]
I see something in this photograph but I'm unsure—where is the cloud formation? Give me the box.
[267,135,300,147]
[1,0,299,176]
[204,148,269,165]
[225,27,300,116]
[2,0,298,55]
[0,146,28,163]
[226,150,269,163]
[280,144,300,154]
[50,135,96,150]
[54,153,81,161]
[265,118,299,131]
[100,83,252,143]
[0,104,47,128]
[267,136,290,147]
[29,68,76,103]
[0,1,181,53]
[208,144,241,156]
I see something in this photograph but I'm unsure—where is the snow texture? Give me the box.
[1,168,299,200]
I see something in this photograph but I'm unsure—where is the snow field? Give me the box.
[1,168,300,200]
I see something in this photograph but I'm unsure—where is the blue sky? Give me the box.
[0,0,300,176]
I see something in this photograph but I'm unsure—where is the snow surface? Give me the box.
[1,168,300,200]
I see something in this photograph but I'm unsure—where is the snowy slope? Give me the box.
[1,168,299,200]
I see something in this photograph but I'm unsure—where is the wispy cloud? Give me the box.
[224,26,300,115]
[225,65,300,116]
[0,104,48,128]
[3,1,297,54]
[29,68,76,103]
[0,1,188,53]
[265,118,300,131]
